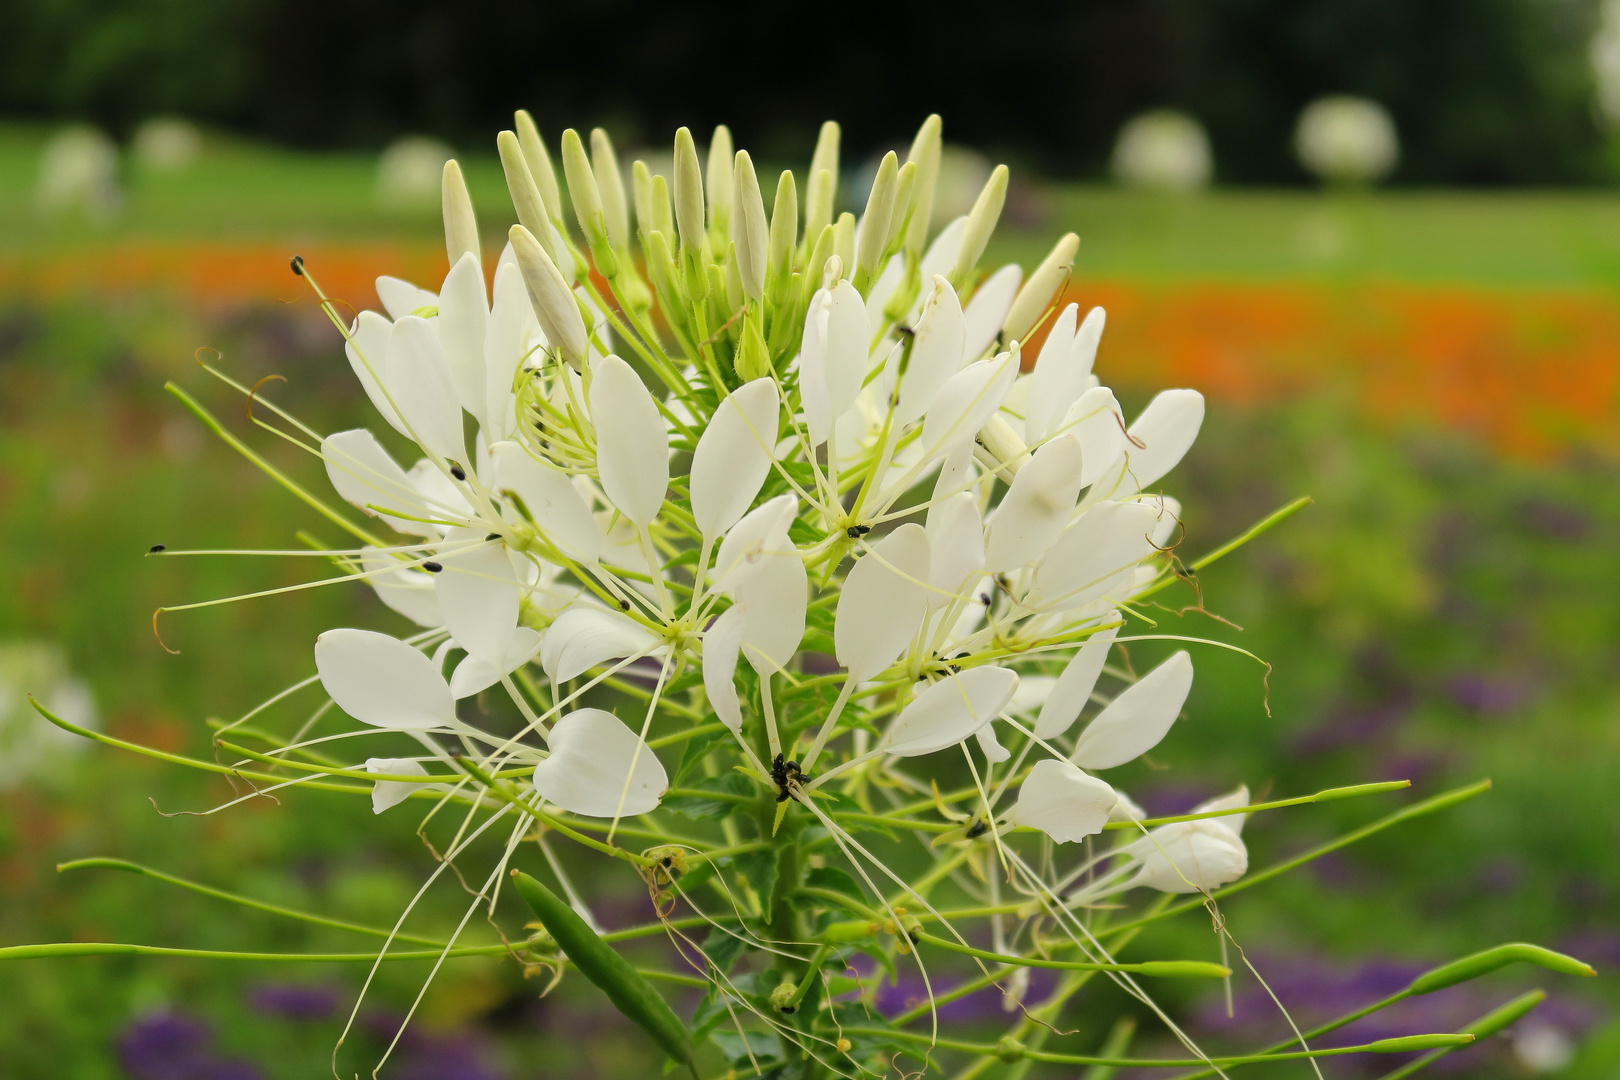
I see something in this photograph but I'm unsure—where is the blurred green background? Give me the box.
[3,2,1620,1078]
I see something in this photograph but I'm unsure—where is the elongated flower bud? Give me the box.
[631,160,654,239]
[510,224,586,370]
[497,130,552,254]
[810,120,840,190]
[767,170,797,293]
[887,159,918,253]
[441,160,480,269]
[673,127,706,257]
[514,109,562,224]
[561,129,606,246]
[706,124,734,238]
[649,172,673,237]
[591,127,630,251]
[732,150,769,302]
[905,113,943,257]
[832,213,856,282]
[803,168,835,256]
[855,151,898,288]
[1003,232,1079,345]
[952,163,1009,285]
[801,223,835,307]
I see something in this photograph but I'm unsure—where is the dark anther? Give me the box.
[770,753,810,803]
[845,524,872,539]
[965,819,989,839]
[846,526,860,539]
[422,561,443,573]
[485,532,502,542]
[979,592,992,605]
[619,599,631,611]
[780,1004,797,1014]
[450,464,466,481]
[948,663,962,674]
[661,856,673,868]
[148,544,166,553]
[289,255,304,276]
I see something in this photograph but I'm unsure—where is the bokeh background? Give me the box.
[2,2,1618,1078]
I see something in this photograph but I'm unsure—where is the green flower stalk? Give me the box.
[11,114,1596,1080]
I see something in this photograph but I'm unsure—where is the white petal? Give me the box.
[436,252,490,424]
[490,441,601,562]
[1061,386,1130,489]
[483,262,542,442]
[322,429,435,537]
[974,724,1011,763]
[1191,784,1251,836]
[589,355,669,526]
[961,264,1021,363]
[895,276,965,425]
[918,217,968,296]
[314,629,454,730]
[865,254,905,337]
[433,532,521,664]
[1034,618,1119,739]
[798,290,834,447]
[924,491,985,611]
[824,280,868,426]
[1127,819,1247,893]
[386,316,467,464]
[712,494,797,594]
[448,627,542,699]
[360,546,442,627]
[1032,501,1163,611]
[927,440,977,517]
[1022,303,1077,446]
[1112,389,1205,497]
[1071,305,1105,382]
[737,545,807,675]
[1013,759,1117,843]
[983,433,1084,573]
[539,606,659,684]
[366,758,430,813]
[345,311,409,437]
[1109,789,1147,823]
[690,378,780,539]
[918,351,1019,460]
[835,523,932,684]
[1010,674,1056,715]
[884,666,1019,757]
[702,606,747,733]
[375,276,436,320]
[532,708,668,817]
[1071,650,1193,769]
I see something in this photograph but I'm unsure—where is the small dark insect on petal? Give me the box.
[619,599,631,610]
[148,544,166,553]
[423,562,443,573]
[965,819,989,839]
[450,464,466,481]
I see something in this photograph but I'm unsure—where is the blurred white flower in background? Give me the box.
[1513,1021,1575,1074]
[931,145,993,222]
[1111,110,1213,191]
[0,642,97,789]
[131,116,203,172]
[377,136,455,208]
[1591,0,1620,127]
[1294,95,1399,184]
[35,125,121,221]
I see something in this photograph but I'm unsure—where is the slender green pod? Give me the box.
[510,871,697,1076]
[1407,943,1595,995]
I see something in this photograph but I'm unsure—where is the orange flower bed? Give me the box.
[3,241,1616,461]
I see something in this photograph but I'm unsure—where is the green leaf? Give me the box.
[735,849,779,921]
[797,866,866,910]
[674,729,729,784]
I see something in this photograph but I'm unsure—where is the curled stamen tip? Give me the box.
[151,609,180,655]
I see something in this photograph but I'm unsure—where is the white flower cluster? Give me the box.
[298,113,1247,905]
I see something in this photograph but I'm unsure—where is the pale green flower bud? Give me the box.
[672,127,707,257]
[441,160,480,268]
[832,213,856,282]
[561,129,605,242]
[631,160,655,240]
[649,173,674,238]
[644,229,687,335]
[731,150,768,302]
[905,114,943,257]
[855,151,898,289]
[590,128,631,252]
[706,125,734,238]
[510,224,587,370]
[952,163,1009,285]
[734,311,771,381]
[1002,232,1078,345]
[887,159,918,253]
[803,168,835,256]
[767,170,797,294]
[514,109,563,224]
[723,240,746,313]
[810,120,840,190]
[801,223,835,308]
[498,130,552,254]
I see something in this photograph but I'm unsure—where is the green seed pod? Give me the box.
[1463,989,1546,1038]
[1407,943,1595,996]
[511,871,697,1076]
[1363,1034,1476,1053]
[1132,960,1234,979]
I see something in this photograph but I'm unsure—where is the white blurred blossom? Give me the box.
[131,117,202,172]
[377,136,455,208]
[1294,96,1399,184]
[0,641,97,788]
[1111,110,1213,191]
[36,126,120,221]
